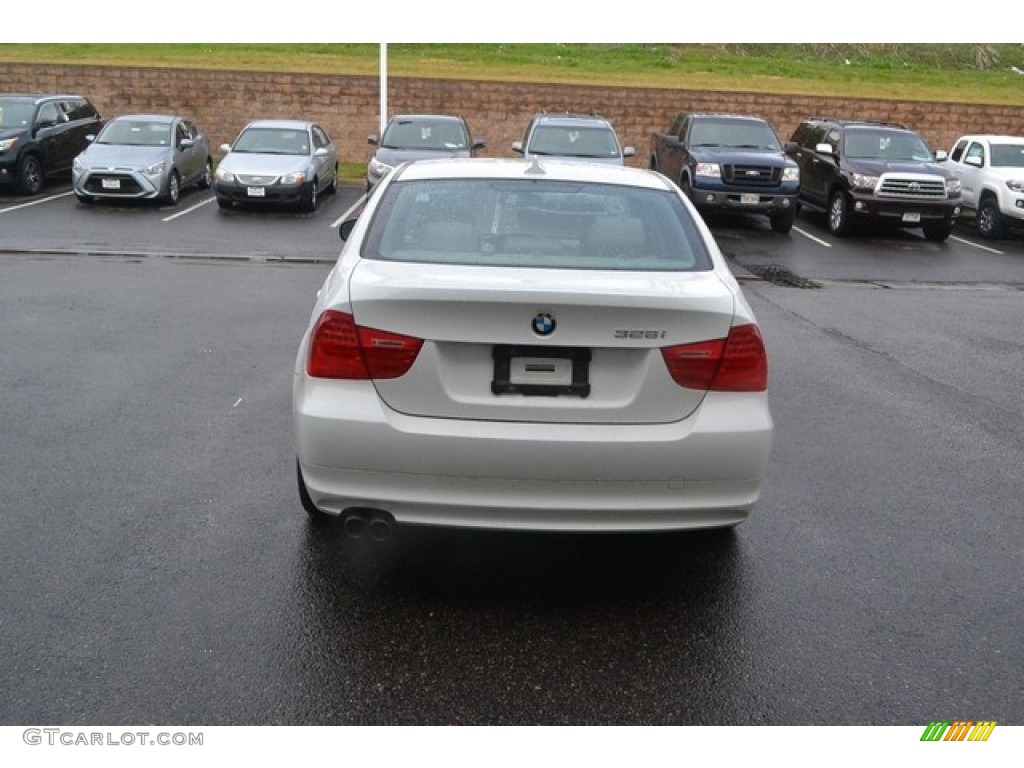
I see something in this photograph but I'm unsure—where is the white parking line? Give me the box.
[330,194,368,228]
[0,190,74,214]
[162,196,216,222]
[792,225,832,247]
[950,235,1005,255]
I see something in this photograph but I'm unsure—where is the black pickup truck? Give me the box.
[650,112,800,233]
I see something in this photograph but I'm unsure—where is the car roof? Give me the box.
[242,119,314,130]
[806,116,909,130]
[108,114,180,124]
[390,114,465,122]
[0,93,87,103]
[957,134,1024,144]
[689,113,769,123]
[392,157,669,189]
[532,112,612,127]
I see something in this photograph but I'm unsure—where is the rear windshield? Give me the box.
[362,178,713,272]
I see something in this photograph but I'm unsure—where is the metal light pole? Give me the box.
[380,43,388,135]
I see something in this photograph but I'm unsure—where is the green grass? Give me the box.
[4,43,1024,105]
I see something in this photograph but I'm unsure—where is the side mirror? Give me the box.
[85,134,96,143]
[934,149,949,162]
[219,143,232,153]
[623,146,636,158]
[784,141,799,154]
[472,139,486,150]
[314,147,328,157]
[339,218,358,241]
[815,142,837,157]
[511,141,524,155]
[368,135,379,146]
[964,155,983,168]
[180,138,195,150]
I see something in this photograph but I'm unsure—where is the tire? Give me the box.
[297,460,331,525]
[17,154,45,196]
[328,164,338,194]
[216,196,232,210]
[769,206,796,234]
[976,197,1004,240]
[301,179,318,212]
[922,222,953,242]
[164,170,180,205]
[679,175,694,204]
[198,159,213,190]
[75,193,94,205]
[827,189,852,236]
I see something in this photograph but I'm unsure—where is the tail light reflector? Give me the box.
[307,310,423,380]
[661,323,767,392]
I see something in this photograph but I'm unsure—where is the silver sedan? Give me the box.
[71,114,212,205]
[293,158,774,540]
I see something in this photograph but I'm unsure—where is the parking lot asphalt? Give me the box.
[1,180,1022,728]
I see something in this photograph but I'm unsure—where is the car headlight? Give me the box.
[72,156,85,174]
[1005,179,1024,193]
[214,167,235,183]
[0,137,18,153]
[694,162,721,178]
[283,171,307,185]
[782,166,800,182]
[945,178,962,194]
[369,157,394,177]
[849,173,879,190]
[143,161,166,176]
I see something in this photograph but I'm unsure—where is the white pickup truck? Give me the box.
[946,134,1024,238]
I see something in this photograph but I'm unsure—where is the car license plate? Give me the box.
[740,193,759,205]
[102,179,120,190]
[491,345,591,397]
[247,187,266,197]
[902,212,921,223]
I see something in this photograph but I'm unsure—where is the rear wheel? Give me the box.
[198,159,213,189]
[17,154,44,195]
[297,460,332,525]
[977,197,1004,239]
[827,189,852,236]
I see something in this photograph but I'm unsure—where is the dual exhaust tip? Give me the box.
[341,507,394,541]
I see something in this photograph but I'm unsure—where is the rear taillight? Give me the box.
[307,310,423,380]
[661,323,767,392]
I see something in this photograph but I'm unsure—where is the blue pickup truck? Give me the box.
[650,112,800,233]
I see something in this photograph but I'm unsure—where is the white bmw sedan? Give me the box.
[293,158,773,537]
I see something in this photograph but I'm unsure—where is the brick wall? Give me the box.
[5,62,1024,168]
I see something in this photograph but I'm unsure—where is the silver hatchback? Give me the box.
[71,114,212,205]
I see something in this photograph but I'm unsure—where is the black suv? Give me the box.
[788,117,961,241]
[0,93,103,195]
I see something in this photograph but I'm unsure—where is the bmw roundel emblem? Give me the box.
[532,312,556,336]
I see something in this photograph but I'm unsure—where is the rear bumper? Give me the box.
[293,377,773,532]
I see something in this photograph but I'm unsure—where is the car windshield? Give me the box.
[0,100,36,128]
[363,178,712,272]
[844,130,934,161]
[96,120,173,147]
[689,119,782,150]
[232,127,310,155]
[989,143,1024,167]
[528,125,621,158]
[381,119,468,150]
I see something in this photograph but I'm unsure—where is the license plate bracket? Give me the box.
[492,345,591,397]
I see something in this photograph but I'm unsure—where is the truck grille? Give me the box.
[722,164,780,186]
[877,174,947,199]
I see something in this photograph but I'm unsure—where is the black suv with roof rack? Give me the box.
[0,93,102,195]
[787,116,961,241]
